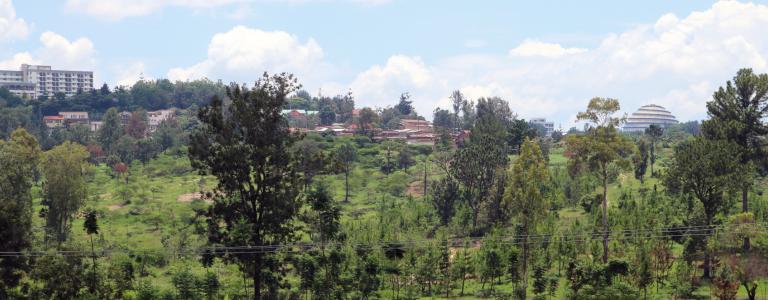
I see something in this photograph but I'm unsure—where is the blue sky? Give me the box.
[3,0,768,128]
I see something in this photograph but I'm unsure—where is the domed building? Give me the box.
[622,104,678,132]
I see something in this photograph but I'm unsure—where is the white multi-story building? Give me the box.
[0,64,94,99]
[529,117,555,137]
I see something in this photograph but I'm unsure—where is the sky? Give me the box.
[2,0,768,128]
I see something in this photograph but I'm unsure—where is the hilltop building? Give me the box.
[529,118,555,137]
[0,64,94,99]
[623,104,678,132]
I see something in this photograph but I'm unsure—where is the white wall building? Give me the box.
[529,117,555,137]
[0,64,94,99]
[623,104,678,132]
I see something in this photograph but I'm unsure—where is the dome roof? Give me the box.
[623,104,678,132]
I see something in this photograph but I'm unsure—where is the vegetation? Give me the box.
[2,68,768,299]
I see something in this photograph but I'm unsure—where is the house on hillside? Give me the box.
[43,115,65,128]
[147,109,176,132]
[400,119,432,132]
[59,111,89,125]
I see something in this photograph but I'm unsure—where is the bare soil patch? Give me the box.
[107,204,123,211]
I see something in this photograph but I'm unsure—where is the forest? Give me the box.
[0,69,767,300]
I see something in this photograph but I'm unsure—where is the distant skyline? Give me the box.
[3,0,768,128]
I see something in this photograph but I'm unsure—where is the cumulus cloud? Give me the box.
[65,0,389,20]
[342,1,768,128]
[113,61,147,87]
[509,40,587,58]
[0,0,28,41]
[167,26,326,85]
[0,32,97,81]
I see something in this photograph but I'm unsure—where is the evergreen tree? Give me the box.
[188,73,303,299]
[702,68,768,250]
[644,124,663,177]
[633,138,649,183]
[505,137,549,299]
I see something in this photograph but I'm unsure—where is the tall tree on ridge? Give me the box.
[337,142,357,203]
[702,68,768,251]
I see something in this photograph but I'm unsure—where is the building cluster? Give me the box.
[43,109,177,134]
[0,64,94,99]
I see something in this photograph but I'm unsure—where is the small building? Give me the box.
[89,121,103,132]
[400,119,432,132]
[59,111,89,125]
[147,109,176,132]
[529,117,555,137]
[43,116,65,128]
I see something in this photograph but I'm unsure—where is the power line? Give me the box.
[1,223,765,257]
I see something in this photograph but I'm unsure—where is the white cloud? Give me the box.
[167,26,326,85]
[65,0,389,20]
[0,0,28,41]
[0,32,98,82]
[509,39,587,58]
[113,61,147,87]
[340,1,768,128]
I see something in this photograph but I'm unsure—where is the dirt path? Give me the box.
[406,180,425,198]
[177,192,213,204]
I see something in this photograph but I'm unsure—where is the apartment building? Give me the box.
[0,64,94,99]
[529,117,555,137]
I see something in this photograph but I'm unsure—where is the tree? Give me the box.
[0,129,40,297]
[356,107,379,137]
[633,139,649,183]
[188,73,303,299]
[451,134,507,232]
[42,141,89,243]
[504,138,548,299]
[397,145,415,171]
[644,124,663,176]
[702,68,768,251]
[319,105,336,126]
[451,241,473,296]
[336,142,357,203]
[566,97,634,263]
[126,110,149,139]
[433,108,454,129]
[83,209,100,295]
[450,90,466,131]
[430,177,459,227]
[396,92,414,116]
[98,107,122,153]
[664,137,745,278]
[293,139,325,191]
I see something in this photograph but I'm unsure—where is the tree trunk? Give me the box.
[521,224,529,300]
[742,186,750,251]
[90,234,97,295]
[650,142,654,177]
[423,160,428,197]
[344,168,350,202]
[253,255,262,300]
[602,169,609,264]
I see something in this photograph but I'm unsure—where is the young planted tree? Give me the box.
[430,177,459,227]
[336,142,357,203]
[644,124,663,177]
[83,209,99,295]
[0,129,40,297]
[42,141,89,243]
[566,97,634,263]
[664,137,745,278]
[188,73,303,299]
[702,68,768,250]
[633,139,649,183]
[504,138,549,299]
[451,241,473,296]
